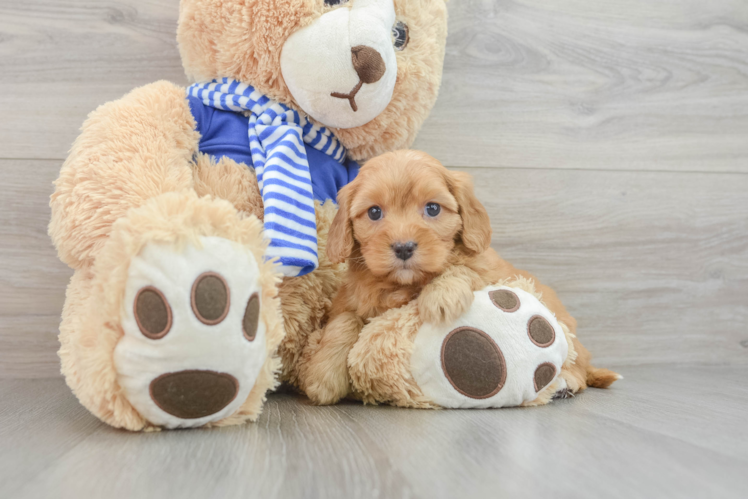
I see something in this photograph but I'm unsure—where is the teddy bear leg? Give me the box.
[505,270,621,395]
[409,282,571,408]
[49,81,198,271]
[61,191,284,430]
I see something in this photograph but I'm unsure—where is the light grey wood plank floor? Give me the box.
[1,365,747,498]
[414,0,748,172]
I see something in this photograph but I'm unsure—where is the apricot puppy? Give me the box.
[299,150,496,405]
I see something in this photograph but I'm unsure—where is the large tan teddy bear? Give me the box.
[49,0,449,430]
[50,0,616,431]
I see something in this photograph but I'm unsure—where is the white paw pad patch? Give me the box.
[114,237,267,429]
[411,286,568,408]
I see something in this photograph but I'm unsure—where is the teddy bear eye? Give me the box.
[425,203,441,217]
[368,206,383,221]
[325,0,348,6]
[392,21,409,51]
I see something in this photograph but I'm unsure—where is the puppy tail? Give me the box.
[586,366,622,389]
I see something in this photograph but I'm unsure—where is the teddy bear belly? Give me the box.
[410,286,569,409]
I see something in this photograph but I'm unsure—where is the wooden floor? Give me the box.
[2,365,748,498]
[1,0,747,497]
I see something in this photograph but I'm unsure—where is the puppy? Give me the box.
[299,150,503,404]
[300,150,616,405]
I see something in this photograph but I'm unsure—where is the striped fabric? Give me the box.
[188,78,347,277]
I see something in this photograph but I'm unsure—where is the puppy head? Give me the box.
[328,150,492,285]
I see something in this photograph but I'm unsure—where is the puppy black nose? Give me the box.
[392,241,417,261]
[351,45,386,84]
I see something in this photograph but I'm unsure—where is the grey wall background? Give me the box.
[1,0,747,378]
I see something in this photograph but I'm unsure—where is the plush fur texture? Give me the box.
[50,81,198,271]
[58,191,284,430]
[48,83,342,427]
[276,201,347,387]
[177,0,448,161]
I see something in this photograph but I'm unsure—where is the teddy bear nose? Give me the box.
[149,370,239,419]
[351,45,386,84]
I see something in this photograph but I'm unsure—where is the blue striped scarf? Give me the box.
[188,78,347,277]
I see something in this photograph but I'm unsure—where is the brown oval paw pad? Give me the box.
[191,272,230,325]
[149,370,239,419]
[243,293,260,341]
[527,315,555,347]
[489,289,520,312]
[534,362,557,392]
[134,286,172,339]
[441,327,506,399]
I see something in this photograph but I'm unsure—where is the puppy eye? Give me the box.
[324,0,348,5]
[368,206,383,221]
[425,203,441,217]
[392,21,409,51]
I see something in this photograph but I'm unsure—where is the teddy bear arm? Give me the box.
[192,154,264,221]
[49,81,200,269]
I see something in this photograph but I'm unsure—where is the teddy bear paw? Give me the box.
[113,236,268,429]
[409,285,569,408]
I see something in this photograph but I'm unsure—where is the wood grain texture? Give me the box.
[0,0,187,160]
[1,0,748,171]
[1,367,747,497]
[414,0,748,172]
[0,160,72,378]
[2,158,747,378]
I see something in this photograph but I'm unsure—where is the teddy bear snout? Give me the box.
[352,45,386,84]
[149,370,239,419]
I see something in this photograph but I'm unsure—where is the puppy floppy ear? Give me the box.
[448,171,492,254]
[327,184,355,264]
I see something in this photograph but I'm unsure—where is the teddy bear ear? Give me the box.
[177,0,222,82]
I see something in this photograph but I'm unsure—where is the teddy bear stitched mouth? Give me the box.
[331,45,386,112]
[331,80,365,112]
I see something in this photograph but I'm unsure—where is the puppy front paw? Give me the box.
[417,280,475,324]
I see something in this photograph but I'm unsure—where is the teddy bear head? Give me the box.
[177,0,448,160]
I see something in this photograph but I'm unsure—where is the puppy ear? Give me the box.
[448,171,492,254]
[327,184,355,264]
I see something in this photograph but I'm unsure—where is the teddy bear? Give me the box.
[49,0,450,430]
[50,0,617,430]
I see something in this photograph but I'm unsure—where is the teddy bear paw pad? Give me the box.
[410,285,569,409]
[114,236,267,428]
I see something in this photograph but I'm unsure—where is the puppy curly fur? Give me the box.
[300,151,619,406]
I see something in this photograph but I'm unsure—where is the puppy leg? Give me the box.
[300,312,364,405]
[417,266,483,324]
